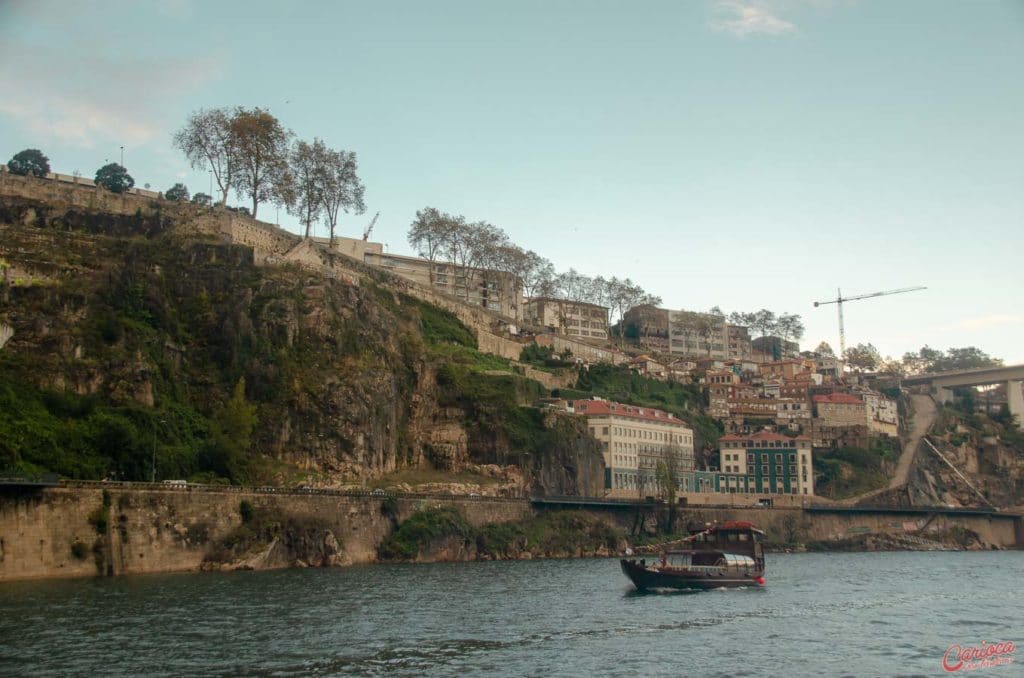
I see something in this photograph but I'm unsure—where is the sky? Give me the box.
[2,0,1022,363]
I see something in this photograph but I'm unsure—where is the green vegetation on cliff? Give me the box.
[1,195,599,491]
[560,363,722,448]
[378,506,475,560]
[812,439,899,499]
[205,503,339,565]
[379,506,622,562]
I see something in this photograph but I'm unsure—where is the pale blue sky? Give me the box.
[2,1,1022,362]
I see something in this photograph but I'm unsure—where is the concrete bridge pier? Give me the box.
[934,386,954,404]
[1009,380,1024,431]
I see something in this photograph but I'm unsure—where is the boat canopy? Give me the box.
[721,554,755,567]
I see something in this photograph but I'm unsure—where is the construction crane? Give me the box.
[813,286,926,371]
[362,212,379,241]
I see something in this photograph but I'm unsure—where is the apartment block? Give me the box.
[569,399,694,493]
[522,297,609,341]
[719,431,815,496]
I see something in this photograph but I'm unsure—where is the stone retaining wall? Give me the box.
[0,486,532,582]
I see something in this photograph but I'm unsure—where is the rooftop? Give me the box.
[720,430,811,443]
[813,393,864,405]
[570,399,687,426]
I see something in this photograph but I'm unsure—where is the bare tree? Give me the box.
[775,312,805,343]
[288,138,328,238]
[750,309,778,338]
[655,445,685,533]
[408,207,458,283]
[172,107,236,206]
[508,249,552,301]
[672,310,720,356]
[230,107,292,219]
[319,149,366,246]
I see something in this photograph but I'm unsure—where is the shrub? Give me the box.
[378,506,473,561]
[70,541,89,560]
[239,499,254,524]
[165,183,189,201]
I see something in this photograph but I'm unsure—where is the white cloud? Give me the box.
[709,1,798,38]
[954,314,1024,331]
[0,41,219,149]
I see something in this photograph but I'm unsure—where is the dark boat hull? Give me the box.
[620,559,763,591]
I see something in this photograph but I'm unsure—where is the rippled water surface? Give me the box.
[1,551,1021,676]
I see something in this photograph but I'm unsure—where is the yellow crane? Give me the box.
[813,286,926,371]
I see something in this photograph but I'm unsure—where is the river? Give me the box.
[0,551,1020,676]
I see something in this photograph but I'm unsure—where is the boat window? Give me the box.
[738,533,749,541]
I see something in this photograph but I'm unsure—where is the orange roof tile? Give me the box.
[813,393,863,405]
[570,399,686,426]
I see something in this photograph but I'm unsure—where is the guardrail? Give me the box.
[0,473,59,487]
[54,479,528,502]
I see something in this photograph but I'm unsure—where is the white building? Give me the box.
[568,399,694,494]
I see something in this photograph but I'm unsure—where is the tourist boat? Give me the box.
[620,521,766,591]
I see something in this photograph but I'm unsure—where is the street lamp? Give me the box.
[120,146,124,167]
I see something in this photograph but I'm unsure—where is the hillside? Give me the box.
[0,181,604,495]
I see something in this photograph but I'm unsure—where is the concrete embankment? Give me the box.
[1,485,1019,582]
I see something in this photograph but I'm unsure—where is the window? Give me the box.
[602,426,609,435]
[747,453,755,463]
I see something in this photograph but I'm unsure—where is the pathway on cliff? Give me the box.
[890,393,937,488]
[837,393,937,505]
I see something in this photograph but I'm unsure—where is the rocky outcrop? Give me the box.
[0,188,604,495]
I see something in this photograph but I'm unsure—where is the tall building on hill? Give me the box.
[567,399,694,493]
[522,297,609,340]
[623,305,750,360]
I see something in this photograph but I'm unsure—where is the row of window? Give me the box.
[593,426,691,445]
[722,440,804,449]
[725,452,800,463]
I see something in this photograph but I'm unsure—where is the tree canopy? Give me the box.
[94,163,134,193]
[229,108,292,218]
[844,343,881,371]
[172,107,236,206]
[899,346,1002,374]
[164,183,189,201]
[7,149,50,177]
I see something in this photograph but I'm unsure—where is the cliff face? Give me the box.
[0,186,604,494]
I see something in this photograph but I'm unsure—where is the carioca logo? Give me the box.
[942,641,1016,673]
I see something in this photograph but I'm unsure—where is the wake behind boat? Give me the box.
[620,521,766,592]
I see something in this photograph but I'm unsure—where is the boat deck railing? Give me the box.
[655,564,756,576]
